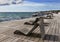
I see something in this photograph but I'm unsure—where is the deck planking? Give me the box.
[0,14,60,42]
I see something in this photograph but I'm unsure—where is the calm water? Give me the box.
[0,12,33,22]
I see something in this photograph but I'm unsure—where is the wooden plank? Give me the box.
[58,21,60,42]
[44,19,54,42]
[49,20,56,42]
[54,20,59,42]
[48,21,54,42]
[53,15,59,42]
[1,37,14,42]
[12,38,35,42]
[0,34,9,42]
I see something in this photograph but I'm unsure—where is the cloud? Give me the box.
[0,0,23,5]
[21,1,46,6]
[0,1,47,12]
[0,0,9,4]
[0,1,60,12]
[0,0,46,6]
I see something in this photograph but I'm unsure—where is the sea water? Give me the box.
[0,12,33,22]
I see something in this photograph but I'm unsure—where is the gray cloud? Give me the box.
[0,0,23,5]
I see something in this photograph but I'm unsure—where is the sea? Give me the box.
[0,12,34,22]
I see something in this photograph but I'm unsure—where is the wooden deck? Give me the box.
[0,14,60,42]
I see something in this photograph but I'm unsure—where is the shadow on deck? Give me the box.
[15,32,58,41]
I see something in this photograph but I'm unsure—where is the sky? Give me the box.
[25,0,60,3]
[0,0,60,12]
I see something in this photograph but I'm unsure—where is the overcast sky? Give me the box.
[0,0,60,12]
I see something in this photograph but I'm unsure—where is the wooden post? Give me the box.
[39,17,45,39]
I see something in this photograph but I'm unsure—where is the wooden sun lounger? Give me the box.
[47,14,53,19]
[24,18,39,25]
[14,22,39,35]
[14,17,45,39]
[24,15,53,25]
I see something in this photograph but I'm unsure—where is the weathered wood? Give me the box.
[14,17,45,35]
[39,17,45,39]
[0,34,9,42]
[47,14,53,19]
[14,23,38,35]
[0,14,60,42]
[24,18,39,25]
